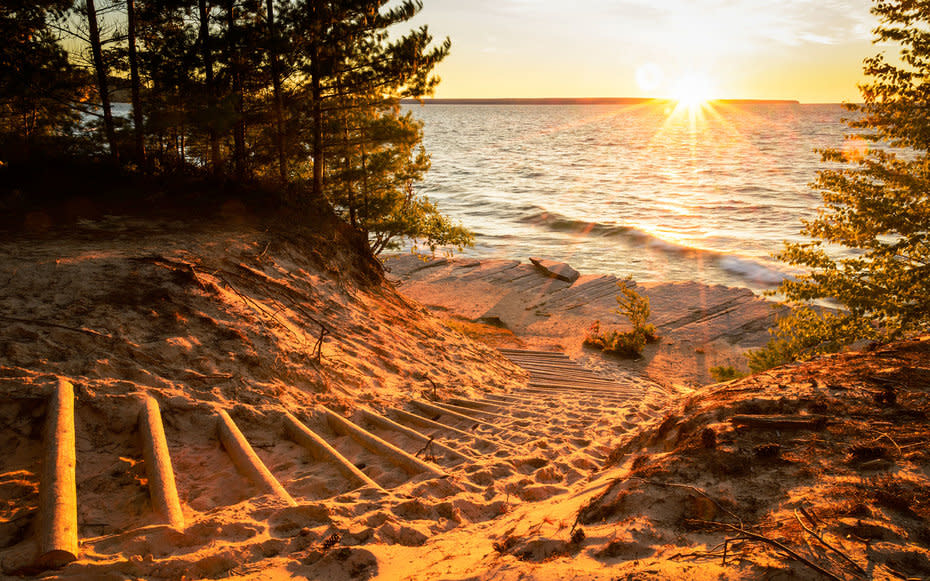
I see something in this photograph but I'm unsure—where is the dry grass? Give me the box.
[442,316,522,348]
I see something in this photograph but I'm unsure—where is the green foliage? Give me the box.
[709,365,746,382]
[752,0,930,370]
[615,277,657,342]
[287,0,467,253]
[1,0,469,254]
[747,307,874,372]
[583,322,647,358]
[583,279,658,358]
[326,103,473,254]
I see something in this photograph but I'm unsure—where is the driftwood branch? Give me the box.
[414,436,436,461]
[219,263,333,337]
[311,324,328,361]
[426,378,439,399]
[868,431,902,457]
[729,414,828,430]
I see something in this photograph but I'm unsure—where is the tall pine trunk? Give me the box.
[265,0,288,187]
[309,1,323,201]
[86,0,118,162]
[198,0,220,175]
[127,0,144,164]
[310,58,323,200]
[226,0,245,179]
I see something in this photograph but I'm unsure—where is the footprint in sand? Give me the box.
[571,456,599,471]
[533,465,563,483]
[512,456,548,474]
[467,470,495,486]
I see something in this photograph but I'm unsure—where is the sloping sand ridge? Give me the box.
[0,217,669,579]
[2,217,927,580]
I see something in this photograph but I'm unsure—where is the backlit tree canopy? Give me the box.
[749,0,930,371]
[0,0,472,254]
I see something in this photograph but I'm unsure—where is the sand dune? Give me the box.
[0,219,668,579]
[4,221,923,580]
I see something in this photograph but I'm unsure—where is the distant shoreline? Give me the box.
[401,97,803,105]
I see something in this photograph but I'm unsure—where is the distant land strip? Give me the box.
[400,97,802,105]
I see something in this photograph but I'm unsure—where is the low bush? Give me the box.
[584,279,658,358]
[709,365,746,382]
[584,323,646,357]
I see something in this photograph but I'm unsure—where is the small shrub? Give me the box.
[583,278,658,358]
[584,322,646,357]
[615,278,658,343]
[709,365,746,382]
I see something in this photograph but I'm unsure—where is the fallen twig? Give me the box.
[415,437,437,462]
[799,505,822,529]
[426,377,439,399]
[730,414,828,430]
[311,323,328,362]
[795,508,868,578]
[218,264,333,337]
[0,315,111,339]
[633,478,743,527]
[692,520,845,581]
[868,431,903,457]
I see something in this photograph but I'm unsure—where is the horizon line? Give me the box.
[400,97,853,106]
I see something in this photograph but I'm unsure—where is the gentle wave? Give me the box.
[521,209,718,256]
[520,208,793,285]
[519,210,632,238]
[717,256,793,286]
[408,103,850,292]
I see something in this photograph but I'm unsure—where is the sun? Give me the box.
[672,73,715,108]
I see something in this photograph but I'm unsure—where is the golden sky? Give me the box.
[410,0,877,103]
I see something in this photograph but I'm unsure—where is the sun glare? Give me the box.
[672,73,714,108]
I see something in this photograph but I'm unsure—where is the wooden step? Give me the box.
[217,409,296,507]
[37,378,78,569]
[138,395,184,530]
[386,408,499,450]
[359,408,472,462]
[323,407,445,478]
[283,411,383,492]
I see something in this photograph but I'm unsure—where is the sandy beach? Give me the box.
[1,218,927,580]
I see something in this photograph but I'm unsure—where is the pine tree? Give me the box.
[264,0,287,185]
[197,0,220,174]
[135,0,197,168]
[287,0,470,253]
[329,103,472,253]
[0,1,85,159]
[749,0,930,371]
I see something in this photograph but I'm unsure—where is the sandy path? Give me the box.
[1,348,669,579]
[386,253,778,387]
[0,220,682,579]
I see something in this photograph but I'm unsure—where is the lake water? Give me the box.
[404,102,852,293]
